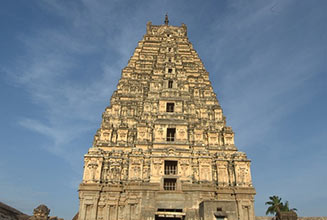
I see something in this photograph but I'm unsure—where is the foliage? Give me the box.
[265,195,297,220]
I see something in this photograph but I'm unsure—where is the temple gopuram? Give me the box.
[78,16,256,220]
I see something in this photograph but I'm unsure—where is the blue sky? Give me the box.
[0,0,326,219]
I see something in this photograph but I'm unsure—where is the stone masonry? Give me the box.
[78,17,256,220]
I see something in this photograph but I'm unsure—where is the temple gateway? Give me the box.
[78,17,256,220]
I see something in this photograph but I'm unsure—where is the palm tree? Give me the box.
[265,195,283,220]
[265,196,297,220]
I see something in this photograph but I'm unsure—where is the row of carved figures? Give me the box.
[83,156,252,187]
[94,127,234,146]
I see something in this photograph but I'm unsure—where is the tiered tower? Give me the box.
[78,17,256,220]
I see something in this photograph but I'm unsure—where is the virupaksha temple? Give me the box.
[78,16,256,220]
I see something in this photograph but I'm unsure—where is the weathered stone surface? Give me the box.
[78,17,256,220]
[28,205,50,220]
[280,211,297,220]
[0,201,29,220]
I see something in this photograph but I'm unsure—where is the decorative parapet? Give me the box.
[146,21,187,37]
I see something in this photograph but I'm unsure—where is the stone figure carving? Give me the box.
[192,161,199,182]
[28,205,50,220]
[121,160,129,180]
[142,159,151,181]
[102,161,109,182]
[128,131,134,143]
[153,159,162,176]
[110,165,121,182]
[85,159,98,182]
[179,128,186,140]
[217,163,229,186]
[200,165,211,181]
[227,161,236,186]
[112,131,117,143]
[236,164,252,186]
[180,160,189,176]
[27,204,63,220]
[158,128,163,136]
[131,165,141,179]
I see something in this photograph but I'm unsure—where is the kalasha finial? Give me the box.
[164,13,169,25]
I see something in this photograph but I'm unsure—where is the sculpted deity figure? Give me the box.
[227,161,236,186]
[153,160,162,176]
[200,165,210,181]
[217,163,229,186]
[179,128,186,140]
[29,205,50,220]
[103,162,109,182]
[237,166,251,186]
[128,131,134,143]
[192,163,199,182]
[121,161,129,180]
[131,165,141,179]
[180,161,189,176]
[239,167,246,185]
[109,164,121,182]
[113,166,121,182]
[85,159,98,182]
[142,160,151,181]
[158,128,163,136]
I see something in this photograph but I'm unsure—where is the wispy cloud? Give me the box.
[5,2,123,165]
[200,0,326,149]
[4,1,164,169]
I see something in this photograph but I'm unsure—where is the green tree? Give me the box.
[265,195,283,220]
[265,196,297,220]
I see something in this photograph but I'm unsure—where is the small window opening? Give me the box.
[166,103,174,112]
[168,68,172,73]
[168,80,173,88]
[168,58,171,62]
[168,48,172,52]
[166,128,176,142]
[165,161,177,175]
[217,208,222,212]
[164,178,176,191]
